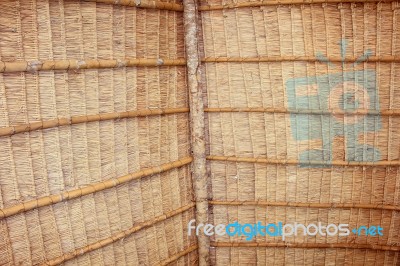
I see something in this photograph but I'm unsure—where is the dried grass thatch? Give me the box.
[201,0,400,264]
[0,0,399,265]
[0,0,197,265]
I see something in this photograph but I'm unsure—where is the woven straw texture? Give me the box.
[200,1,400,265]
[0,1,197,265]
[1,0,400,265]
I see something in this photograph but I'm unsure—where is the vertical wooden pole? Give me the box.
[183,0,210,265]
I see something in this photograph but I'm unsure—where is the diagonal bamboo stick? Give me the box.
[199,0,397,11]
[0,58,186,73]
[0,108,189,137]
[209,200,400,211]
[201,56,400,63]
[86,0,184,11]
[42,203,195,265]
[0,157,192,219]
[157,245,199,266]
[207,155,400,167]
[211,241,400,252]
[204,107,400,116]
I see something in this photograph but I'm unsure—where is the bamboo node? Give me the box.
[157,58,164,65]
[76,60,86,69]
[28,60,43,72]
[67,60,72,70]
[0,209,5,219]
[116,59,127,68]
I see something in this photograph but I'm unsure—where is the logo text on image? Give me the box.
[285,40,381,167]
[188,220,383,241]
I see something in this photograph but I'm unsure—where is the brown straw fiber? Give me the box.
[209,200,400,211]
[156,245,199,266]
[205,107,400,116]
[0,157,192,219]
[207,155,400,166]
[0,58,185,73]
[199,0,397,10]
[0,107,188,137]
[211,242,400,252]
[1,0,400,264]
[87,0,184,11]
[42,203,195,265]
[202,1,400,264]
[202,55,400,62]
[0,1,196,265]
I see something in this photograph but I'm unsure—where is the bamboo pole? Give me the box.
[42,203,195,266]
[157,245,199,266]
[86,0,184,11]
[211,241,400,252]
[199,0,396,11]
[201,56,400,63]
[183,0,210,264]
[209,200,400,211]
[0,157,192,219]
[0,108,189,137]
[204,107,400,116]
[207,155,400,167]
[0,58,186,73]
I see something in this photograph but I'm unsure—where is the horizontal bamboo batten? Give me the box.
[205,107,400,116]
[157,245,199,266]
[0,108,189,137]
[87,0,184,11]
[199,0,396,11]
[0,157,193,219]
[209,200,400,211]
[211,242,400,252]
[0,58,186,73]
[202,56,400,63]
[207,155,400,167]
[42,203,196,266]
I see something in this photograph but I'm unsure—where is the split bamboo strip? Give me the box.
[201,56,400,63]
[0,108,189,137]
[0,157,193,219]
[205,107,400,116]
[183,0,210,264]
[42,203,196,266]
[87,0,184,11]
[199,0,396,11]
[156,245,199,266]
[211,242,400,252]
[207,155,400,167]
[0,58,186,73]
[209,200,400,211]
